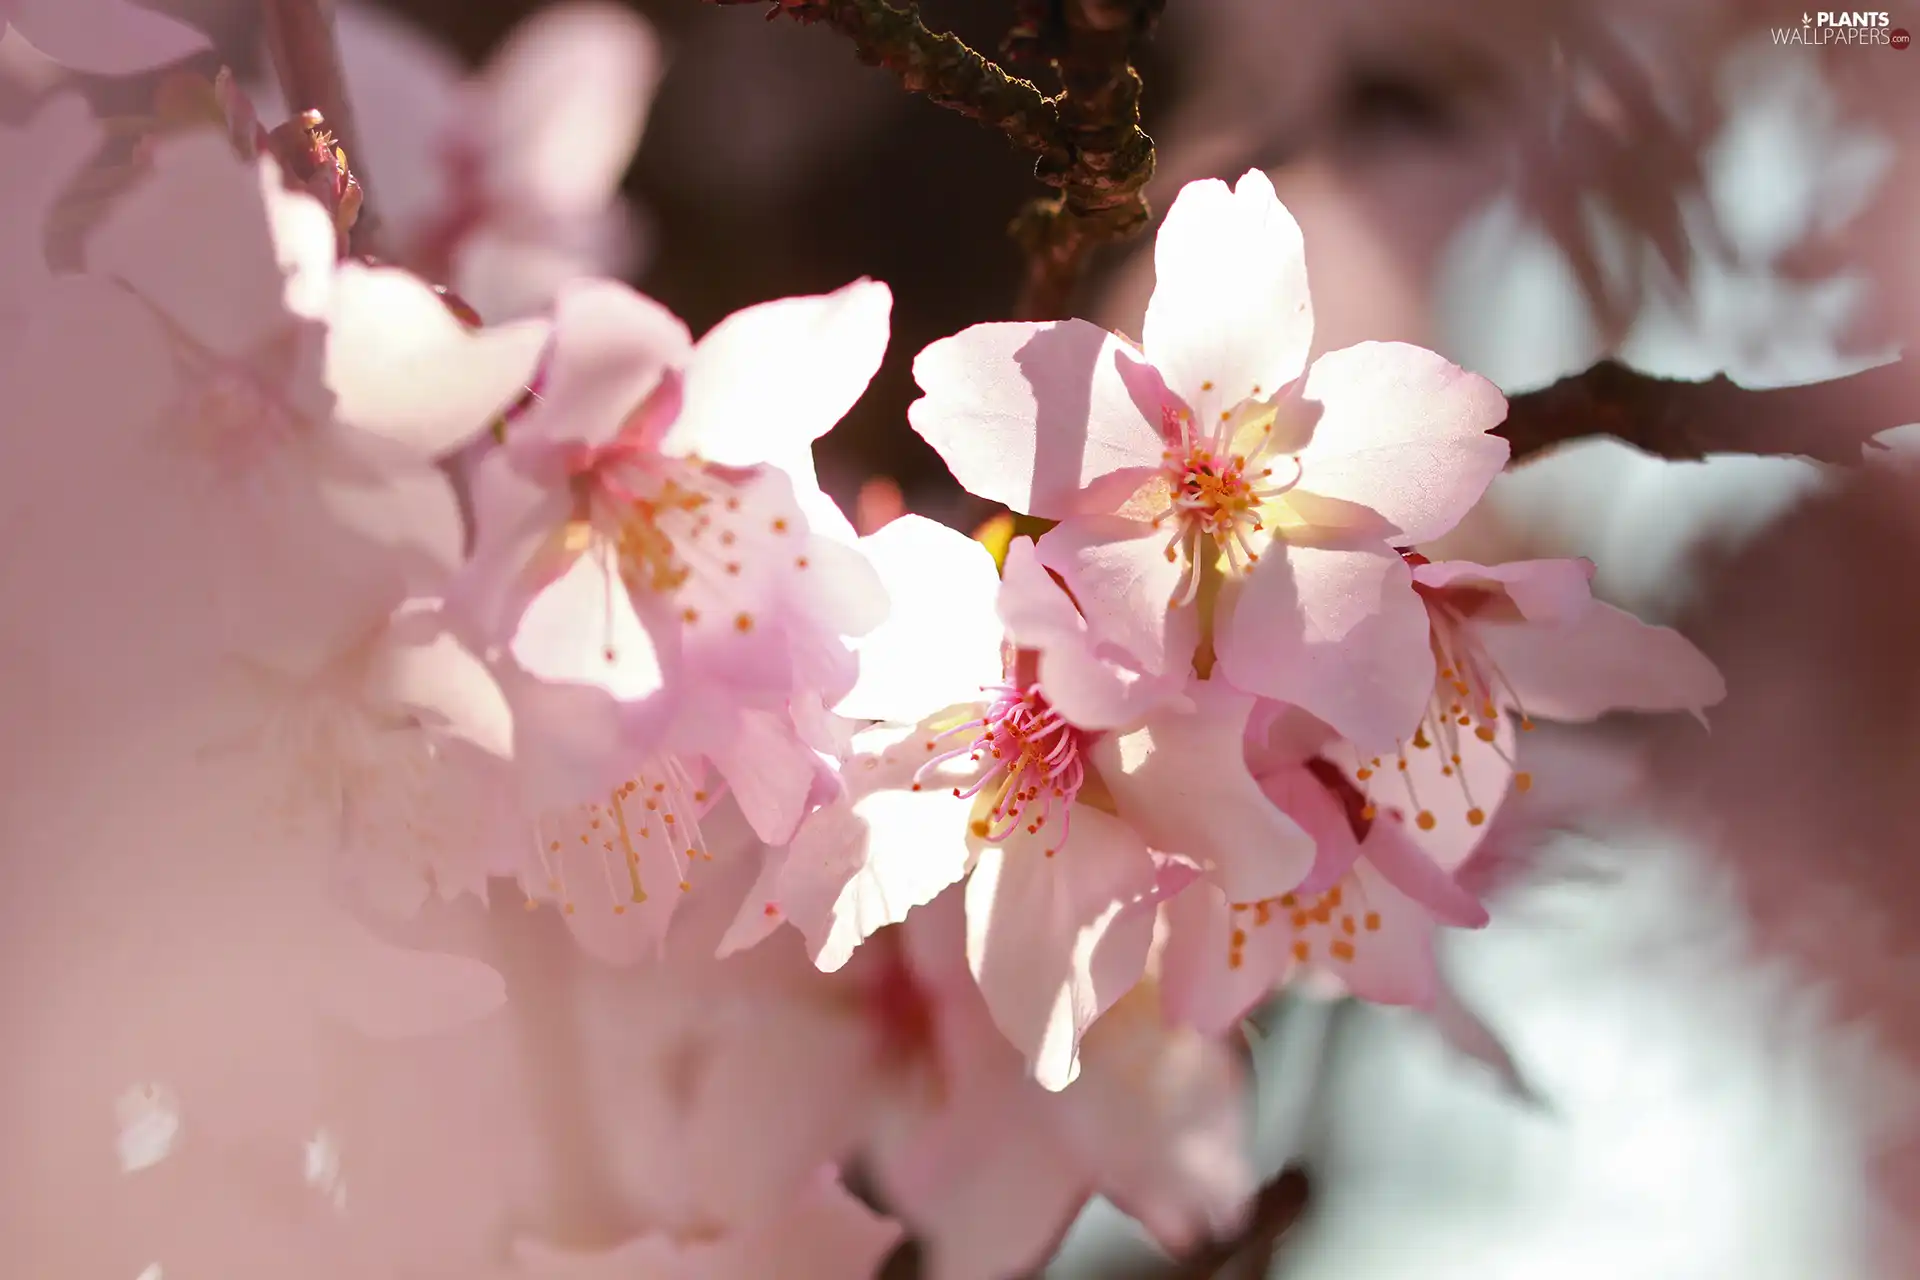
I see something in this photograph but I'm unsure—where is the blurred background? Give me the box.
[13,0,1920,1274]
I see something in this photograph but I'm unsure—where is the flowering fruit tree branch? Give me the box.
[1498,357,1911,465]
[709,0,1160,319]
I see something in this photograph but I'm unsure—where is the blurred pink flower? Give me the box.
[853,894,1254,1280]
[0,693,509,1276]
[0,128,547,717]
[0,0,204,74]
[501,1171,901,1280]
[910,169,1509,754]
[1157,702,1491,1030]
[281,0,660,321]
[0,131,561,1272]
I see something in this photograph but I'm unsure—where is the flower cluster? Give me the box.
[0,43,1725,1280]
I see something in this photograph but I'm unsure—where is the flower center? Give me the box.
[526,756,715,916]
[559,445,807,665]
[1149,402,1301,605]
[1352,598,1534,830]
[917,684,1088,856]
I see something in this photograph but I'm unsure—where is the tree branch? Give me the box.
[715,0,1063,149]
[710,0,1159,319]
[1497,358,1912,466]
[1007,0,1161,319]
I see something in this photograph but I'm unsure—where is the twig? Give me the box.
[260,0,380,252]
[1497,357,1912,466]
[709,0,1159,319]
[714,0,1062,146]
[1007,0,1161,319]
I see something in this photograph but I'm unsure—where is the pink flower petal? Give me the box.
[1141,170,1314,422]
[998,534,1084,646]
[1360,816,1489,929]
[910,319,1164,518]
[366,608,515,761]
[1312,704,1515,876]
[1297,341,1510,544]
[1184,853,1441,1012]
[85,133,299,358]
[1474,599,1727,723]
[1035,515,1185,677]
[1321,859,1444,1006]
[326,263,552,458]
[511,542,667,703]
[963,806,1157,1091]
[1156,882,1279,1036]
[524,278,692,449]
[838,515,1003,724]
[868,1058,1089,1280]
[670,279,892,468]
[1217,542,1434,754]
[1413,555,1598,624]
[9,0,206,74]
[1261,764,1364,898]
[450,453,578,645]
[1066,983,1255,1254]
[499,668,668,818]
[1092,679,1316,903]
[779,530,890,708]
[723,723,977,970]
[708,706,829,846]
[1002,535,1183,729]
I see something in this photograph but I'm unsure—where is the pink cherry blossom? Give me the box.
[0,0,206,75]
[1158,705,1492,1033]
[725,520,1297,1088]
[1336,552,1727,860]
[1409,553,1728,727]
[0,129,548,720]
[451,277,888,953]
[910,169,1511,752]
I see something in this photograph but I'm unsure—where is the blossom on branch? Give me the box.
[725,518,1308,1089]
[911,168,1511,754]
